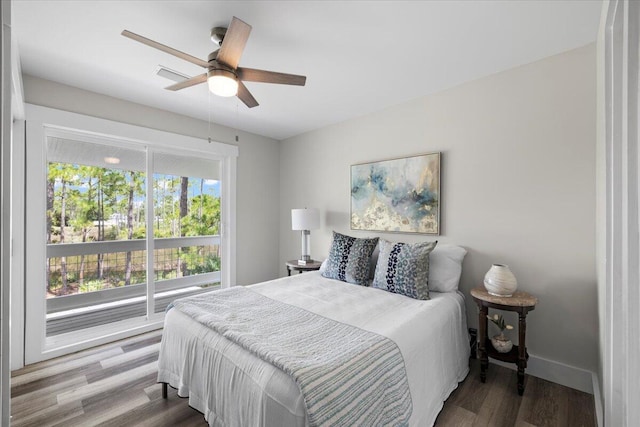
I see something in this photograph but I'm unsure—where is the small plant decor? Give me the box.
[487,314,513,340]
[487,314,514,353]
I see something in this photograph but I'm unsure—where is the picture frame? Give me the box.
[350,152,441,235]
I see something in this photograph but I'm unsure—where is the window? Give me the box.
[24,105,237,363]
[45,138,149,336]
[151,152,223,313]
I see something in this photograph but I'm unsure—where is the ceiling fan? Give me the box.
[122,16,306,108]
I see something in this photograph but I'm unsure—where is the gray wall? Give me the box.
[23,75,281,286]
[279,44,597,372]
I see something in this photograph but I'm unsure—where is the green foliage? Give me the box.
[182,249,220,274]
[181,194,221,236]
[131,226,146,239]
[153,226,174,238]
[46,163,221,296]
[79,279,104,293]
[104,228,119,240]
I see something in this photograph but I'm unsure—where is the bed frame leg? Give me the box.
[162,382,168,399]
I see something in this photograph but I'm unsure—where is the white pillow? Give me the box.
[319,259,328,274]
[428,245,467,293]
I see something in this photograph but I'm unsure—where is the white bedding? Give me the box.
[158,272,470,426]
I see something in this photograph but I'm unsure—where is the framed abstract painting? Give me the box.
[350,152,440,235]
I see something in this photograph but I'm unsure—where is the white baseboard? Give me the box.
[592,372,603,427]
[488,353,594,394]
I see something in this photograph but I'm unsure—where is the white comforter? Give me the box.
[158,272,470,426]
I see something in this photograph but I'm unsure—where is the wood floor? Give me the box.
[11,331,596,427]
[434,360,596,427]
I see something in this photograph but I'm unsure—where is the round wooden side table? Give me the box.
[470,286,538,395]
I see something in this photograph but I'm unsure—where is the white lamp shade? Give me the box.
[291,208,320,230]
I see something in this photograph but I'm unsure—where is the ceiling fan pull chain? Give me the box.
[235,99,239,142]
[208,89,212,144]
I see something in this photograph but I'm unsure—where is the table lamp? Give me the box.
[291,208,320,265]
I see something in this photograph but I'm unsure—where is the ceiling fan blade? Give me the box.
[237,67,306,86]
[237,81,259,108]
[165,73,208,91]
[216,17,252,69]
[122,30,210,68]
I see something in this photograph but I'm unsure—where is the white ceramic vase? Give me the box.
[491,334,513,353]
[484,264,517,297]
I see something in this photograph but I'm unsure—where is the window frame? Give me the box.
[23,104,237,364]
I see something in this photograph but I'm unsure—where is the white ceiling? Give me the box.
[12,1,602,140]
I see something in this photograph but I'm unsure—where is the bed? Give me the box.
[157,257,470,426]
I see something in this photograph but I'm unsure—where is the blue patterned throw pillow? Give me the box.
[372,239,438,300]
[321,231,379,286]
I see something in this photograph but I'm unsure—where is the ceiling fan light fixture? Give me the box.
[207,68,238,97]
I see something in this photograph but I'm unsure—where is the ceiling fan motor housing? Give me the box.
[206,52,237,80]
[207,64,237,80]
[210,27,227,46]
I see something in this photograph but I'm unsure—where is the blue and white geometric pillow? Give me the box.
[372,239,438,300]
[321,231,379,286]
